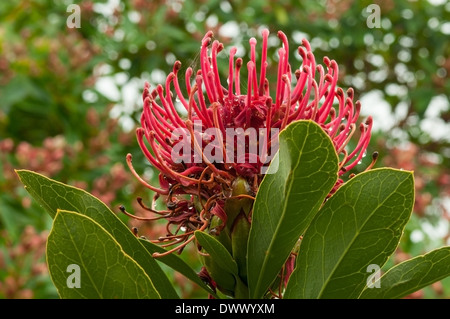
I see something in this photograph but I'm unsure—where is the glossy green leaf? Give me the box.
[284,168,415,299]
[360,246,450,299]
[231,212,251,284]
[195,230,239,276]
[138,239,218,298]
[197,233,237,295]
[16,169,178,298]
[247,120,339,299]
[47,210,159,299]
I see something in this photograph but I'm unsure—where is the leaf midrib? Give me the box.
[316,172,410,298]
[19,170,179,298]
[196,231,238,275]
[54,210,159,299]
[58,211,103,298]
[252,124,309,298]
[360,247,450,298]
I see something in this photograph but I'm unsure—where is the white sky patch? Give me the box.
[220,1,232,13]
[95,64,113,76]
[128,11,141,24]
[150,69,167,84]
[421,119,450,142]
[410,229,424,243]
[121,78,140,114]
[93,0,120,16]
[82,90,98,103]
[206,14,219,28]
[113,29,125,42]
[421,219,449,241]
[442,22,450,34]
[292,30,309,44]
[425,94,449,117]
[360,90,395,132]
[427,0,447,5]
[119,58,131,70]
[219,21,240,38]
[96,74,145,132]
[367,54,385,68]
[95,76,120,101]
[114,72,129,85]
[394,101,409,120]
[385,83,408,98]
[421,95,450,142]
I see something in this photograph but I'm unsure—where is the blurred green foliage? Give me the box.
[0,0,449,298]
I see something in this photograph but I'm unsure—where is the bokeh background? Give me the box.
[0,0,449,299]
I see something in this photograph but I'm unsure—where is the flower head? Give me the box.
[125,30,373,256]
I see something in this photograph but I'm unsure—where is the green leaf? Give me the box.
[231,212,251,284]
[247,120,339,299]
[203,257,236,295]
[195,230,238,276]
[360,246,450,299]
[47,210,160,299]
[16,169,178,299]
[284,168,415,299]
[138,239,218,298]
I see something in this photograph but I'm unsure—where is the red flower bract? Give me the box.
[125,30,373,256]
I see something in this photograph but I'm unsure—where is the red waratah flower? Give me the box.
[123,29,374,257]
